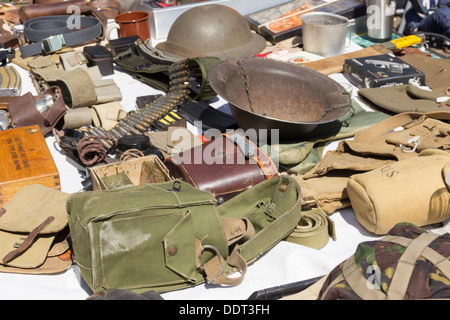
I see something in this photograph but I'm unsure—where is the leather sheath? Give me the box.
[8,86,66,135]
[164,131,279,203]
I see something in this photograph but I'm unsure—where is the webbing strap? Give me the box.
[386,233,440,300]
[197,218,255,286]
[382,234,450,296]
[285,208,335,250]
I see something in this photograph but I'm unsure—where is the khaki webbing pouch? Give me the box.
[347,150,450,235]
[0,184,71,274]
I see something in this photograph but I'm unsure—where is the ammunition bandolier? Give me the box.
[75,40,220,163]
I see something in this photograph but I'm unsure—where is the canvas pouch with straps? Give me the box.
[66,175,302,293]
[347,149,450,235]
[296,111,450,214]
[0,184,72,274]
[317,223,450,300]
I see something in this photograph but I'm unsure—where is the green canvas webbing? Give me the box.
[113,42,220,102]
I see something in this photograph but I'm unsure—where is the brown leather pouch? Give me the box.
[164,130,279,203]
[8,86,66,135]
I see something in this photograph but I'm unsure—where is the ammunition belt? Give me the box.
[86,58,191,150]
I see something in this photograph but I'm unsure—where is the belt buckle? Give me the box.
[41,34,66,54]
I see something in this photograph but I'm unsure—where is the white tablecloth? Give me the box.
[0,49,448,301]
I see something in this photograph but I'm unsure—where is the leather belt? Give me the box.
[20,15,102,58]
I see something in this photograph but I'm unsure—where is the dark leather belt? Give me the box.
[20,15,102,58]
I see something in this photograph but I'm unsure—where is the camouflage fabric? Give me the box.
[318,223,450,300]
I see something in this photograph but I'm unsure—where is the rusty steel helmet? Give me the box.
[209,57,353,142]
[155,4,267,60]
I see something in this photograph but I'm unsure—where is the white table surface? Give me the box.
[0,40,448,301]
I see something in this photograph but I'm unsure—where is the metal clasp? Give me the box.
[41,34,65,54]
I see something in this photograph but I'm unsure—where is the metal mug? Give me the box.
[106,11,150,41]
[366,0,396,42]
[300,12,350,58]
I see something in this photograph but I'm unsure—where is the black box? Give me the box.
[83,46,114,76]
[343,54,425,88]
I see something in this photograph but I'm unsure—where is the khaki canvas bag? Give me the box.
[0,184,71,274]
[347,150,450,234]
[67,175,302,293]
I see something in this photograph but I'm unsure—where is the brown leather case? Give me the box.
[8,86,66,135]
[163,131,279,203]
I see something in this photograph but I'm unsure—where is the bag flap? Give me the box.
[216,175,302,262]
[0,184,68,233]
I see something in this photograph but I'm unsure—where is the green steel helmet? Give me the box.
[155,4,267,60]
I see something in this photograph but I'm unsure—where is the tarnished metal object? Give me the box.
[209,57,353,141]
[86,58,191,149]
[155,4,267,60]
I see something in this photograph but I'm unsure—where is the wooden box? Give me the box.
[0,125,60,205]
[89,155,172,191]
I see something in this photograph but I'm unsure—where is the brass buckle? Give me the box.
[41,34,66,54]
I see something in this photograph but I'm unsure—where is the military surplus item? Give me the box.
[285,207,336,249]
[87,289,164,300]
[67,175,302,293]
[300,34,425,75]
[317,223,450,300]
[0,65,21,96]
[164,130,279,203]
[358,84,450,114]
[297,111,450,214]
[80,55,219,161]
[0,125,61,205]
[8,86,66,135]
[107,35,140,56]
[113,40,219,101]
[248,275,324,300]
[347,150,450,235]
[176,100,237,133]
[0,110,9,130]
[20,15,103,58]
[209,57,352,141]
[89,154,171,191]
[343,54,425,88]
[136,94,185,131]
[83,45,114,76]
[398,53,450,96]
[90,101,127,131]
[28,55,97,109]
[0,184,71,275]
[155,4,267,60]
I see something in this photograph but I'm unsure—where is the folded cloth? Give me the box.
[358,84,449,114]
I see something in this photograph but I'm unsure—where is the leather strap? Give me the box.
[20,15,102,58]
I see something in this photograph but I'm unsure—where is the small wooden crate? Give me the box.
[89,155,172,191]
[0,125,60,205]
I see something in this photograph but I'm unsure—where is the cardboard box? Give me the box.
[0,126,60,205]
[89,155,172,191]
[343,54,426,88]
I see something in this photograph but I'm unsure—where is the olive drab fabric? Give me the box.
[66,176,302,293]
[317,223,450,300]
